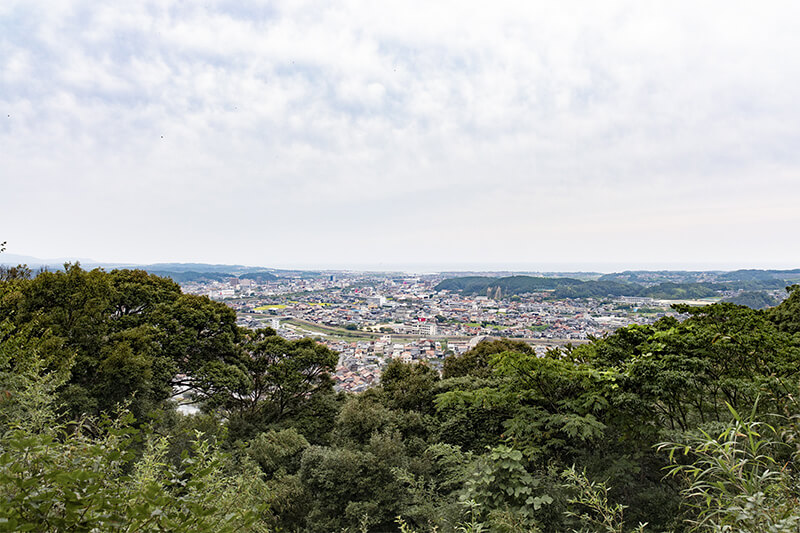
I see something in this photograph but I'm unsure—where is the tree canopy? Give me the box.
[3,266,800,532]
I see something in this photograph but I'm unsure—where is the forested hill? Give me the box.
[435,275,725,299]
[146,269,278,283]
[717,268,800,282]
[435,272,800,299]
[434,275,581,294]
[599,268,800,285]
[722,290,781,309]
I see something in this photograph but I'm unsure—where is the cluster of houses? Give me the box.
[191,272,677,392]
[325,335,517,392]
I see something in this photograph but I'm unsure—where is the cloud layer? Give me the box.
[2,1,799,269]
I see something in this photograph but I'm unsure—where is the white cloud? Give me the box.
[1,1,799,268]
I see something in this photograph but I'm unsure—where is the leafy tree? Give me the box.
[463,445,554,529]
[0,264,32,282]
[622,304,800,431]
[332,392,429,450]
[437,340,685,529]
[332,393,396,446]
[771,284,800,334]
[0,265,245,419]
[380,360,440,413]
[431,376,510,453]
[562,467,647,533]
[0,330,269,533]
[443,339,534,379]
[298,443,403,531]
[393,443,473,530]
[247,427,310,477]
[660,405,800,531]
[210,328,338,438]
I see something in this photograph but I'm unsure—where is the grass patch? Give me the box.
[254,304,287,311]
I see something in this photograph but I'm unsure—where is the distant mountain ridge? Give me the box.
[436,271,800,300]
[3,254,799,291]
[0,253,98,265]
[598,269,800,284]
[0,255,285,281]
[435,276,721,299]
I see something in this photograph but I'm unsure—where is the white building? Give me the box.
[367,295,387,307]
[417,321,437,336]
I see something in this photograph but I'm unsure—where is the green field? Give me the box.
[284,319,438,343]
[528,324,549,332]
[254,304,287,311]
[463,322,506,331]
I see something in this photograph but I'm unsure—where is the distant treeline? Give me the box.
[435,274,796,300]
[145,270,278,283]
[722,290,782,310]
[599,268,800,284]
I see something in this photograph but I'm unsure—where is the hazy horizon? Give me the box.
[2,250,798,275]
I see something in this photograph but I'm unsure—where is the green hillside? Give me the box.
[436,275,726,299]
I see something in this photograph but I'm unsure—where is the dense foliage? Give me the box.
[600,268,800,285]
[2,262,800,531]
[436,274,798,299]
[144,270,279,283]
[434,276,580,295]
[721,290,780,309]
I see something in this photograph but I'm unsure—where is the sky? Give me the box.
[1,1,799,271]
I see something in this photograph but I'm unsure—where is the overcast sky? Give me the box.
[2,1,799,271]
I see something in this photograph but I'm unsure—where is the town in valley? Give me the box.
[175,269,784,393]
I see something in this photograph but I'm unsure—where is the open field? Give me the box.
[254,304,287,311]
